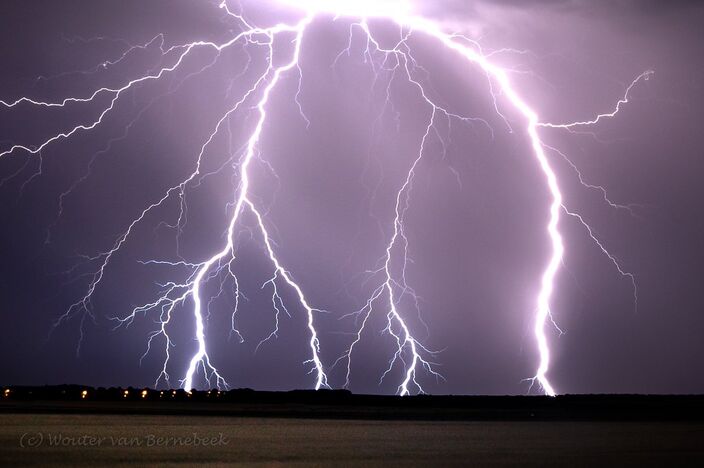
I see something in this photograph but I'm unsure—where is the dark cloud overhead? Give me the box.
[422,0,704,18]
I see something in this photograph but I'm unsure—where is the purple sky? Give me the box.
[1,0,703,395]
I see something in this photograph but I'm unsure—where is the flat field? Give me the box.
[1,413,703,466]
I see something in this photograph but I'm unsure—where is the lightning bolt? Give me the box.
[0,0,648,395]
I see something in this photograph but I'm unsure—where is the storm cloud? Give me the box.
[1,0,703,395]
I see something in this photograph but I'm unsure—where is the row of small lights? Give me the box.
[79,389,224,399]
[4,388,223,400]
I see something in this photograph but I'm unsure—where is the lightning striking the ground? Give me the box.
[0,0,648,395]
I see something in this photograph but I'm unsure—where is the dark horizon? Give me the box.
[5,384,704,424]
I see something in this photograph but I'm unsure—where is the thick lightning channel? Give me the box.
[0,0,648,395]
[327,12,645,395]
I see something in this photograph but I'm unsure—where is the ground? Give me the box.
[1,414,703,466]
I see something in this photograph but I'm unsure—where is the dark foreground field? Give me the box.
[1,414,703,466]
[2,389,704,466]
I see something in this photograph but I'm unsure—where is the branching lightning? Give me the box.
[0,0,649,395]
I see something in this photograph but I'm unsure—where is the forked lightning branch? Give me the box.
[0,0,647,395]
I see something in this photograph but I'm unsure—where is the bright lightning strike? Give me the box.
[0,0,648,395]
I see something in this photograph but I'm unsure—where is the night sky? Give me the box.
[1,0,703,395]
